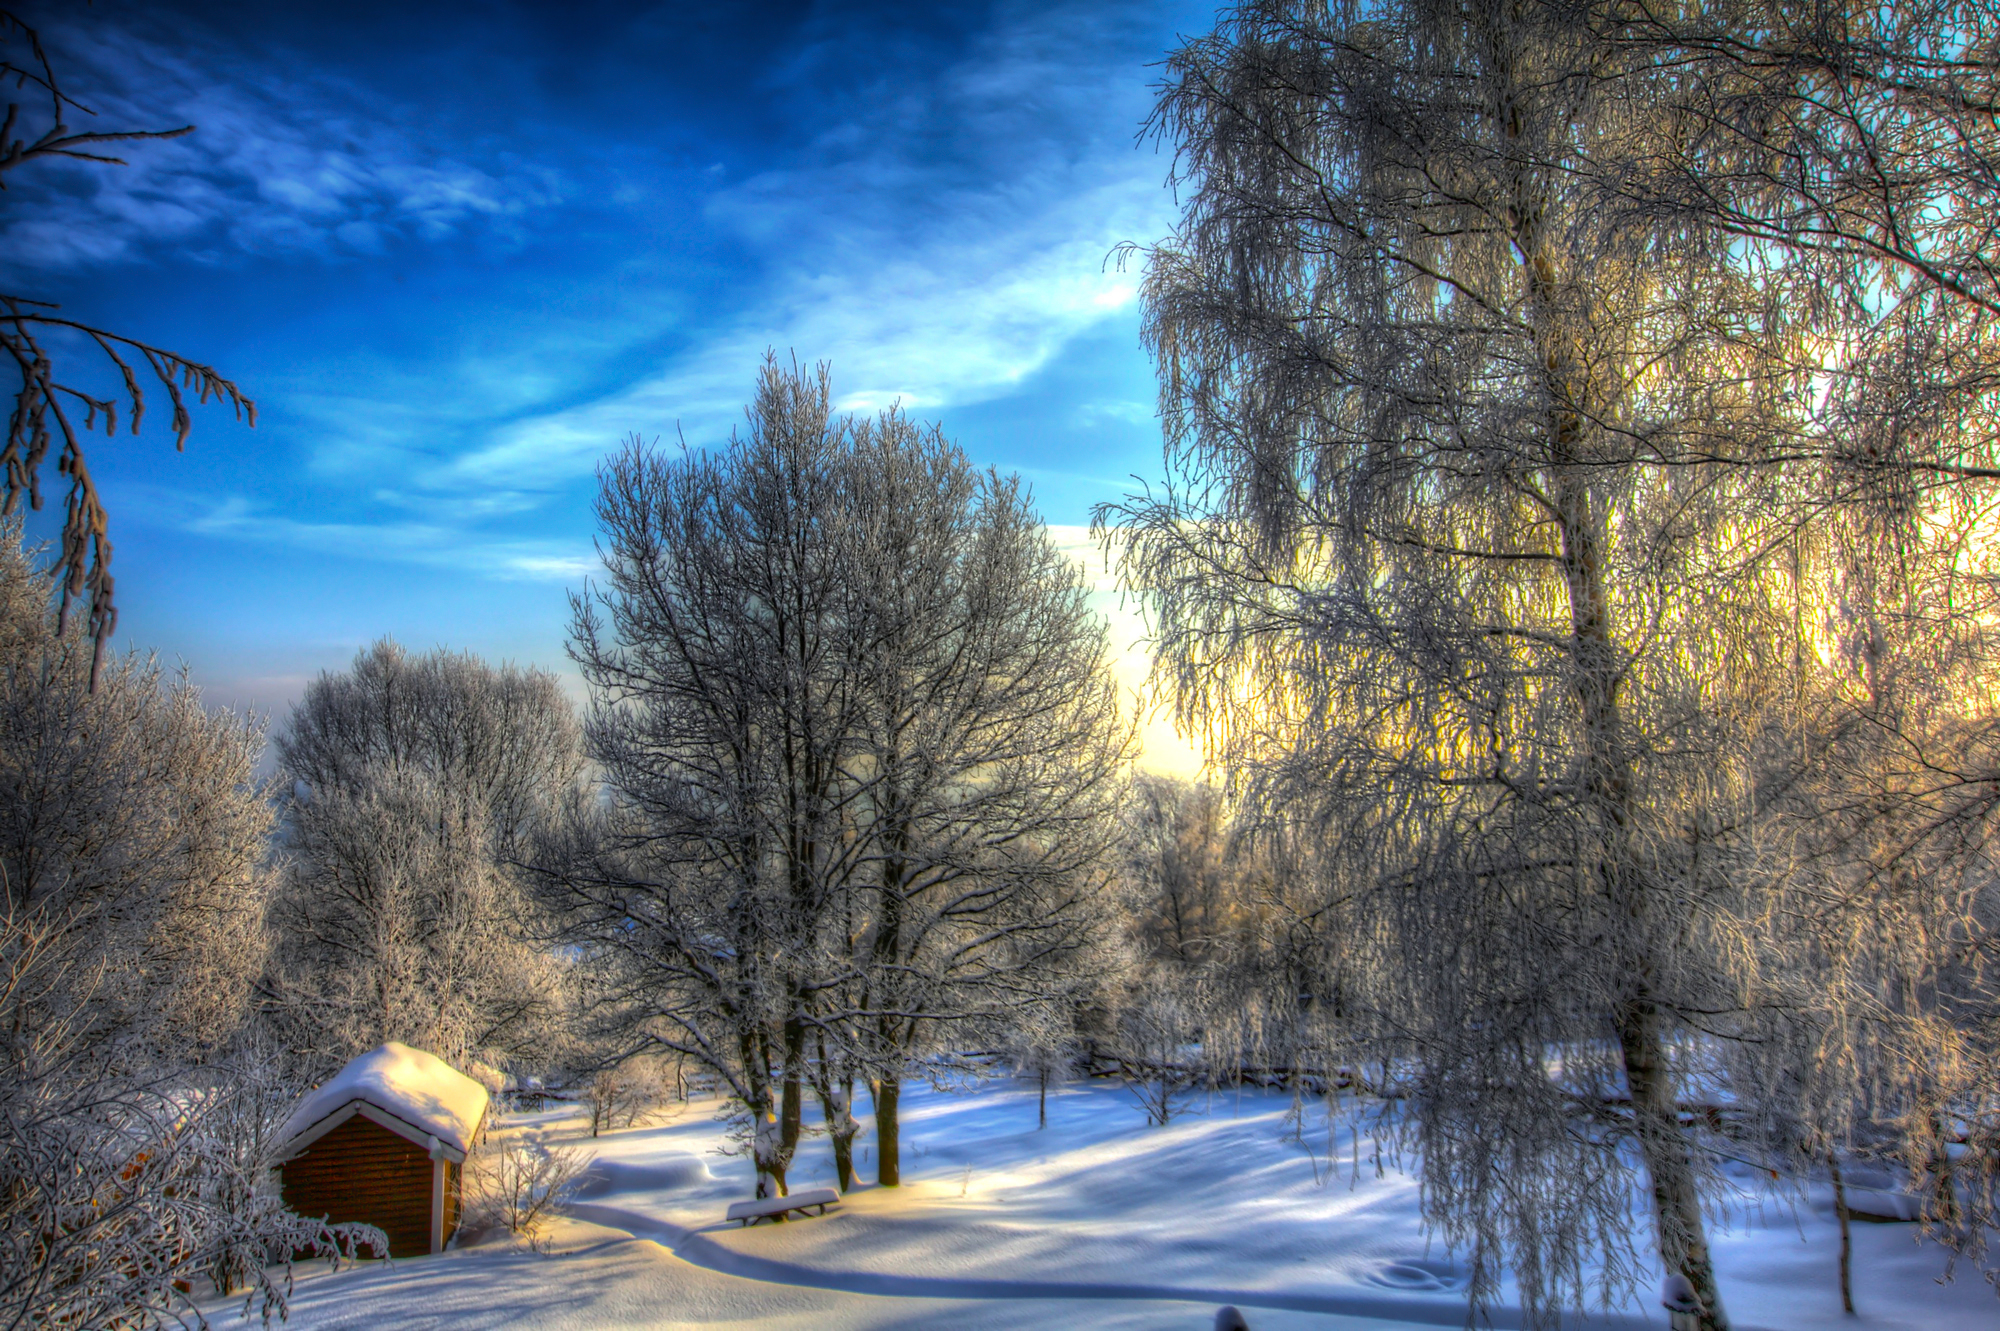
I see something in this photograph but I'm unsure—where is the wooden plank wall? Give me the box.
[444,1159,462,1236]
[280,1114,442,1258]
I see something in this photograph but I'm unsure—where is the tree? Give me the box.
[0,520,270,1055]
[1,11,254,681]
[0,522,372,1328]
[1734,553,2000,1300]
[837,403,1129,1186]
[267,640,581,1072]
[551,362,861,1199]
[1111,779,1359,1112]
[544,357,1129,1198]
[1101,3,2000,1326]
[1120,776,1239,969]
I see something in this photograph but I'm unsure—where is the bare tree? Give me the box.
[1730,567,2000,1300]
[581,1061,668,1138]
[1,11,253,680]
[268,640,581,1072]
[838,404,1130,1186]
[278,638,583,861]
[1108,781,1366,1121]
[544,358,1129,1198]
[1602,6,2000,1288]
[0,520,271,1056]
[550,361,861,1199]
[1116,975,1202,1127]
[1002,1002,1082,1131]
[1120,776,1240,969]
[1101,3,2000,1326]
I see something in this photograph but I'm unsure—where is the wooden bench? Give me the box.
[725,1187,841,1226]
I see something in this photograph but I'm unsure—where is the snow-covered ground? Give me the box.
[220,1079,1996,1330]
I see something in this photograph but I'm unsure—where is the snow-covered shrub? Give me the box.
[468,1136,589,1242]
[582,1064,669,1138]
[0,1019,385,1328]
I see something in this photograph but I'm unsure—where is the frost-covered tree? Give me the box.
[0,522,270,1059]
[1732,543,2000,1299]
[1109,780,1357,1111]
[278,637,582,861]
[545,358,1128,1197]
[550,362,861,1198]
[0,524,371,1328]
[1102,3,2000,1326]
[268,640,580,1072]
[1120,777,1241,969]
[837,404,1129,1186]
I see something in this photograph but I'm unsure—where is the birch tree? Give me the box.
[1101,2,2000,1326]
[1,11,254,680]
[1608,15,2000,1287]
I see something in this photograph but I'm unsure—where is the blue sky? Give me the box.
[9,0,1210,769]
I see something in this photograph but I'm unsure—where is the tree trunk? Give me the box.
[1927,1113,1961,1230]
[874,1075,901,1186]
[779,1015,805,1174]
[1618,999,1727,1331]
[1038,1067,1047,1130]
[808,1073,857,1192]
[752,1098,789,1198]
[1515,147,1730,1323]
[868,828,909,1188]
[810,1031,859,1194]
[828,1098,856,1193]
[746,1030,789,1199]
[1545,390,1728,1327]
[1829,1149,1853,1314]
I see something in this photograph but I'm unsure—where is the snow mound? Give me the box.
[278,1042,490,1157]
[1364,1257,1468,1292]
[1845,1189,1923,1222]
[572,1155,713,1199]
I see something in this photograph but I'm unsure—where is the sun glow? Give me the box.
[1047,524,1208,778]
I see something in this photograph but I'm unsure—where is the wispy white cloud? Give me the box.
[182,495,593,582]
[1,18,559,277]
[440,0,1179,494]
[65,0,1187,617]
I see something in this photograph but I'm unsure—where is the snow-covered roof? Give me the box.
[277,1043,490,1163]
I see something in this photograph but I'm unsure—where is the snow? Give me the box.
[227,1078,1996,1330]
[277,1043,491,1159]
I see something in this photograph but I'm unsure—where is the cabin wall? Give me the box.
[444,1159,462,1237]
[279,1114,462,1258]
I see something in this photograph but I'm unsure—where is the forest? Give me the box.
[6,2,2000,1330]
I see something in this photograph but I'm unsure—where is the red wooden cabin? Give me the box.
[275,1043,490,1257]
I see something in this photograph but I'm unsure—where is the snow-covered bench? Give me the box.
[725,1188,841,1226]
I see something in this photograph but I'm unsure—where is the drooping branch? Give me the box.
[0,9,247,684]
